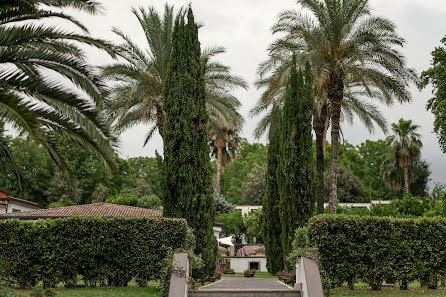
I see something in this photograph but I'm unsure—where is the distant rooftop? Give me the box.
[0,189,40,207]
[0,202,162,219]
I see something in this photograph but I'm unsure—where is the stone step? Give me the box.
[188,289,301,297]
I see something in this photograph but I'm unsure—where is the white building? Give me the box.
[323,200,392,210]
[0,189,40,213]
[235,205,262,216]
[226,256,268,273]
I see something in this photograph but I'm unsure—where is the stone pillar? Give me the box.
[168,253,189,297]
[295,257,324,297]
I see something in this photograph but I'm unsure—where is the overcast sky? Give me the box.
[74,0,446,188]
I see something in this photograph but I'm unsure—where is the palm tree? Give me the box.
[253,49,388,215]
[383,119,422,193]
[0,0,118,183]
[100,4,247,143]
[254,0,417,213]
[209,122,243,193]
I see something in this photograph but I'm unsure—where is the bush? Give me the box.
[137,194,162,210]
[308,215,446,290]
[0,217,191,288]
[214,192,234,215]
[105,193,139,206]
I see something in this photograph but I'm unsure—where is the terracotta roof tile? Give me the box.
[0,203,162,219]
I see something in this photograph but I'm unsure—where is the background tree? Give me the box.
[244,209,264,243]
[158,8,216,280]
[263,104,284,274]
[324,166,364,203]
[48,195,76,208]
[214,191,235,215]
[409,159,431,197]
[209,126,242,193]
[45,171,81,204]
[0,0,118,182]
[101,4,247,143]
[420,36,446,153]
[223,141,268,204]
[384,119,422,193]
[215,211,245,242]
[0,137,54,206]
[257,0,416,214]
[241,164,266,205]
[278,60,315,267]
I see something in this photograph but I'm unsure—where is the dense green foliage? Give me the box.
[159,8,216,280]
[308,215,446,290]
[324,166,364,203]
[223,141,268,204]
[214,191,235,215]
[0,135,162,207]
[421,36,446,153]
[241,164,266,205]
[278,60,315,260]
[105,193,162,210]
[263,105,284,274]
[332,140,430,201]
[216,210,245,242]
[0,217,190,288]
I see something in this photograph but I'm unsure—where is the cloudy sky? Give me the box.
[75,0,446,187]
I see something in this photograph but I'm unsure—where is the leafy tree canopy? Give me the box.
[223,141,268,204]
[241,164,266,205]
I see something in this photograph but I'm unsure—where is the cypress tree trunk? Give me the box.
[328,71,344,215]
[159,7,217,280]
[263,104,284,274]
[278,58,315,263]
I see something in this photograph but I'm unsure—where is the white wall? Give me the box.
[213,225,222,239]
[6,201,40,213]
[226,256,267,273]
[235,206,263,216]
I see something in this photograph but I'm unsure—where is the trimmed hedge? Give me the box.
[0,217,191,287]
[308,215,446,289]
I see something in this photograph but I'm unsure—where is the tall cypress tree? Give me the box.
[263,104,284,274]
[278,58,315,266]
[159,7,217,280]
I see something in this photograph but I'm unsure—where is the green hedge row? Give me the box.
[308,215,446,289]
[0,217,191,287]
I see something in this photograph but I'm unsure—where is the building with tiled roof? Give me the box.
[0,202,162,219]
[0,189,40,214]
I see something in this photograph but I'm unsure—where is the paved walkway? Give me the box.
[200,277,293,290]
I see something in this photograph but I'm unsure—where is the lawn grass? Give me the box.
[331,282,446,297]
[13,281,161,297]
[222,272,276,278]
[331,286,446,297]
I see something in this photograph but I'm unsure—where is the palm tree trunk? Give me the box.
[315,130,325,214]
[216,145,223,193]
[404,166,409,193]
[313,106,328,215]
[328,72,344,214]
[155,103,165,138]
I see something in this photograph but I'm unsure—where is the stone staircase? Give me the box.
[188,288,301,297]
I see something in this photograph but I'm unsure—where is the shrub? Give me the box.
[137,194,162,210]
[0,217,191,288]
[308,215,446,290]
